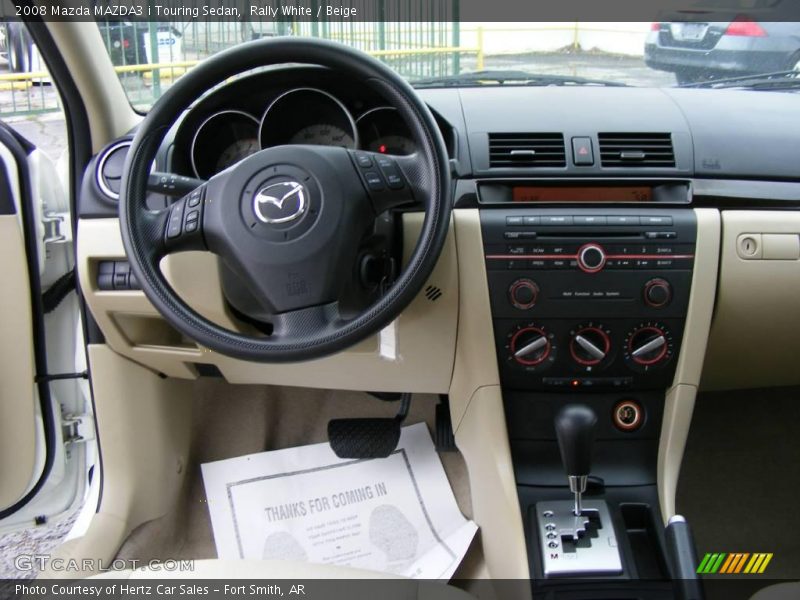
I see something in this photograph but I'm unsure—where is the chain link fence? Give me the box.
[0,0,478,117]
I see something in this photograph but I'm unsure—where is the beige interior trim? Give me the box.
[658,207,720,521]
[76,214,458,392]
[449,209,502,428]
[702,210,800,390]
[41,345,193,578]
[449,210,530,586]
[0,215,38,510]
[454,386,530,584]
[44,22,139,151]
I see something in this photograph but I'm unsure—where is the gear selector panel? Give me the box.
[536,500,622,576]
[481,208,696,391]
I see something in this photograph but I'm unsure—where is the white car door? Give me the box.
[0,121,94,536]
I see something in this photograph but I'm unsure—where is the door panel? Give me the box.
[0,143,39,510]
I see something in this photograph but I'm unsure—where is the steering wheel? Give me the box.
[119,39,451,362]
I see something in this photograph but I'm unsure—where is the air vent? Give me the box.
[95,140,132,200]
[489,133,566,168]
[598,133,675,168]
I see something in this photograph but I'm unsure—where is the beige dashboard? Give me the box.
[78,207,800,394]
[77,212,459,393]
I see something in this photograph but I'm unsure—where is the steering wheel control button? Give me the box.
[577,243,606,273]
[364,171,385,191]
[375,156,405,190]
[354,152,373,168]
[187,191,202,208]
[167,202,184,239]
[509,278,539,310]
[643,278,672,308]
[613,400,644,432]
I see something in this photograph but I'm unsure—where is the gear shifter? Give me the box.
[554,405,597,516]
[537,404,620,576]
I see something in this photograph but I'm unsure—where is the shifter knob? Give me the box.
[555,405,597,515]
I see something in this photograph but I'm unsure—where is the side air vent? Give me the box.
[598,133,675,168]
[489,133,566,168]
[95,139,132,200]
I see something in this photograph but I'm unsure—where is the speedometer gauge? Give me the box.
[289,124,354,148]
[260,88,358,150]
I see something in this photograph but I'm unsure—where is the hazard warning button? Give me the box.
[571,136,594,166]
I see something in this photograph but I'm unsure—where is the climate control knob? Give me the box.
[509,279,539,310]
[624,322,675,370]
[577,243,606,273]
[643,278,672,308]
[569,323,612,370]
[507,324,556,369]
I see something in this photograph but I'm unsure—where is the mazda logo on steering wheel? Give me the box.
[253,181,307,224]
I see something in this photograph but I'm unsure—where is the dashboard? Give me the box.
[78,67,800,397]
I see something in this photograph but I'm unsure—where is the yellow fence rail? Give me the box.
[0,35,485,116]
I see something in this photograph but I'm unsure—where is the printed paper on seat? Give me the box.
[201,423,477,579]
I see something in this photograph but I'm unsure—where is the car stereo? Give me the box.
[481,206,696,391]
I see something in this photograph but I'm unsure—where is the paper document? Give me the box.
[201,423,477,579]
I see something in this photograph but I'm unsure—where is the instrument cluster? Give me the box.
[187,85,416,180]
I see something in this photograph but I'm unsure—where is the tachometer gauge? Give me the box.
[289,124,354,148]
[191,110,259,179]
[215,138,260,172]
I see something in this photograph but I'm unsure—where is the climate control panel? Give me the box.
[482,208,696,391]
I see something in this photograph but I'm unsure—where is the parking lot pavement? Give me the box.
[472,52,676,87]
[6,113,67,162]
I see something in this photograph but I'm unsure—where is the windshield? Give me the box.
[98,20,800,109]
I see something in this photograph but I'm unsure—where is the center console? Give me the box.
[481,206,696,392]
[475,184,702,598]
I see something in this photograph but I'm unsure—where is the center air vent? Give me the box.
[489,133,566,168]
[598,133,675,168]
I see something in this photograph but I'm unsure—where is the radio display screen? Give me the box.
[512,186,653,203]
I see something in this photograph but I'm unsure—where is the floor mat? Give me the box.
[116,383,479,576]
[677,386,800,583]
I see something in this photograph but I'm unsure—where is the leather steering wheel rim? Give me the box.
[119,38,451,362]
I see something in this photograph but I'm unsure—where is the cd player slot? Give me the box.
[536,231,643,239]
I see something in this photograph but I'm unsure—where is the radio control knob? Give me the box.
[509,279,539,310]
[577,244,606,273]
[644,278,672,308]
